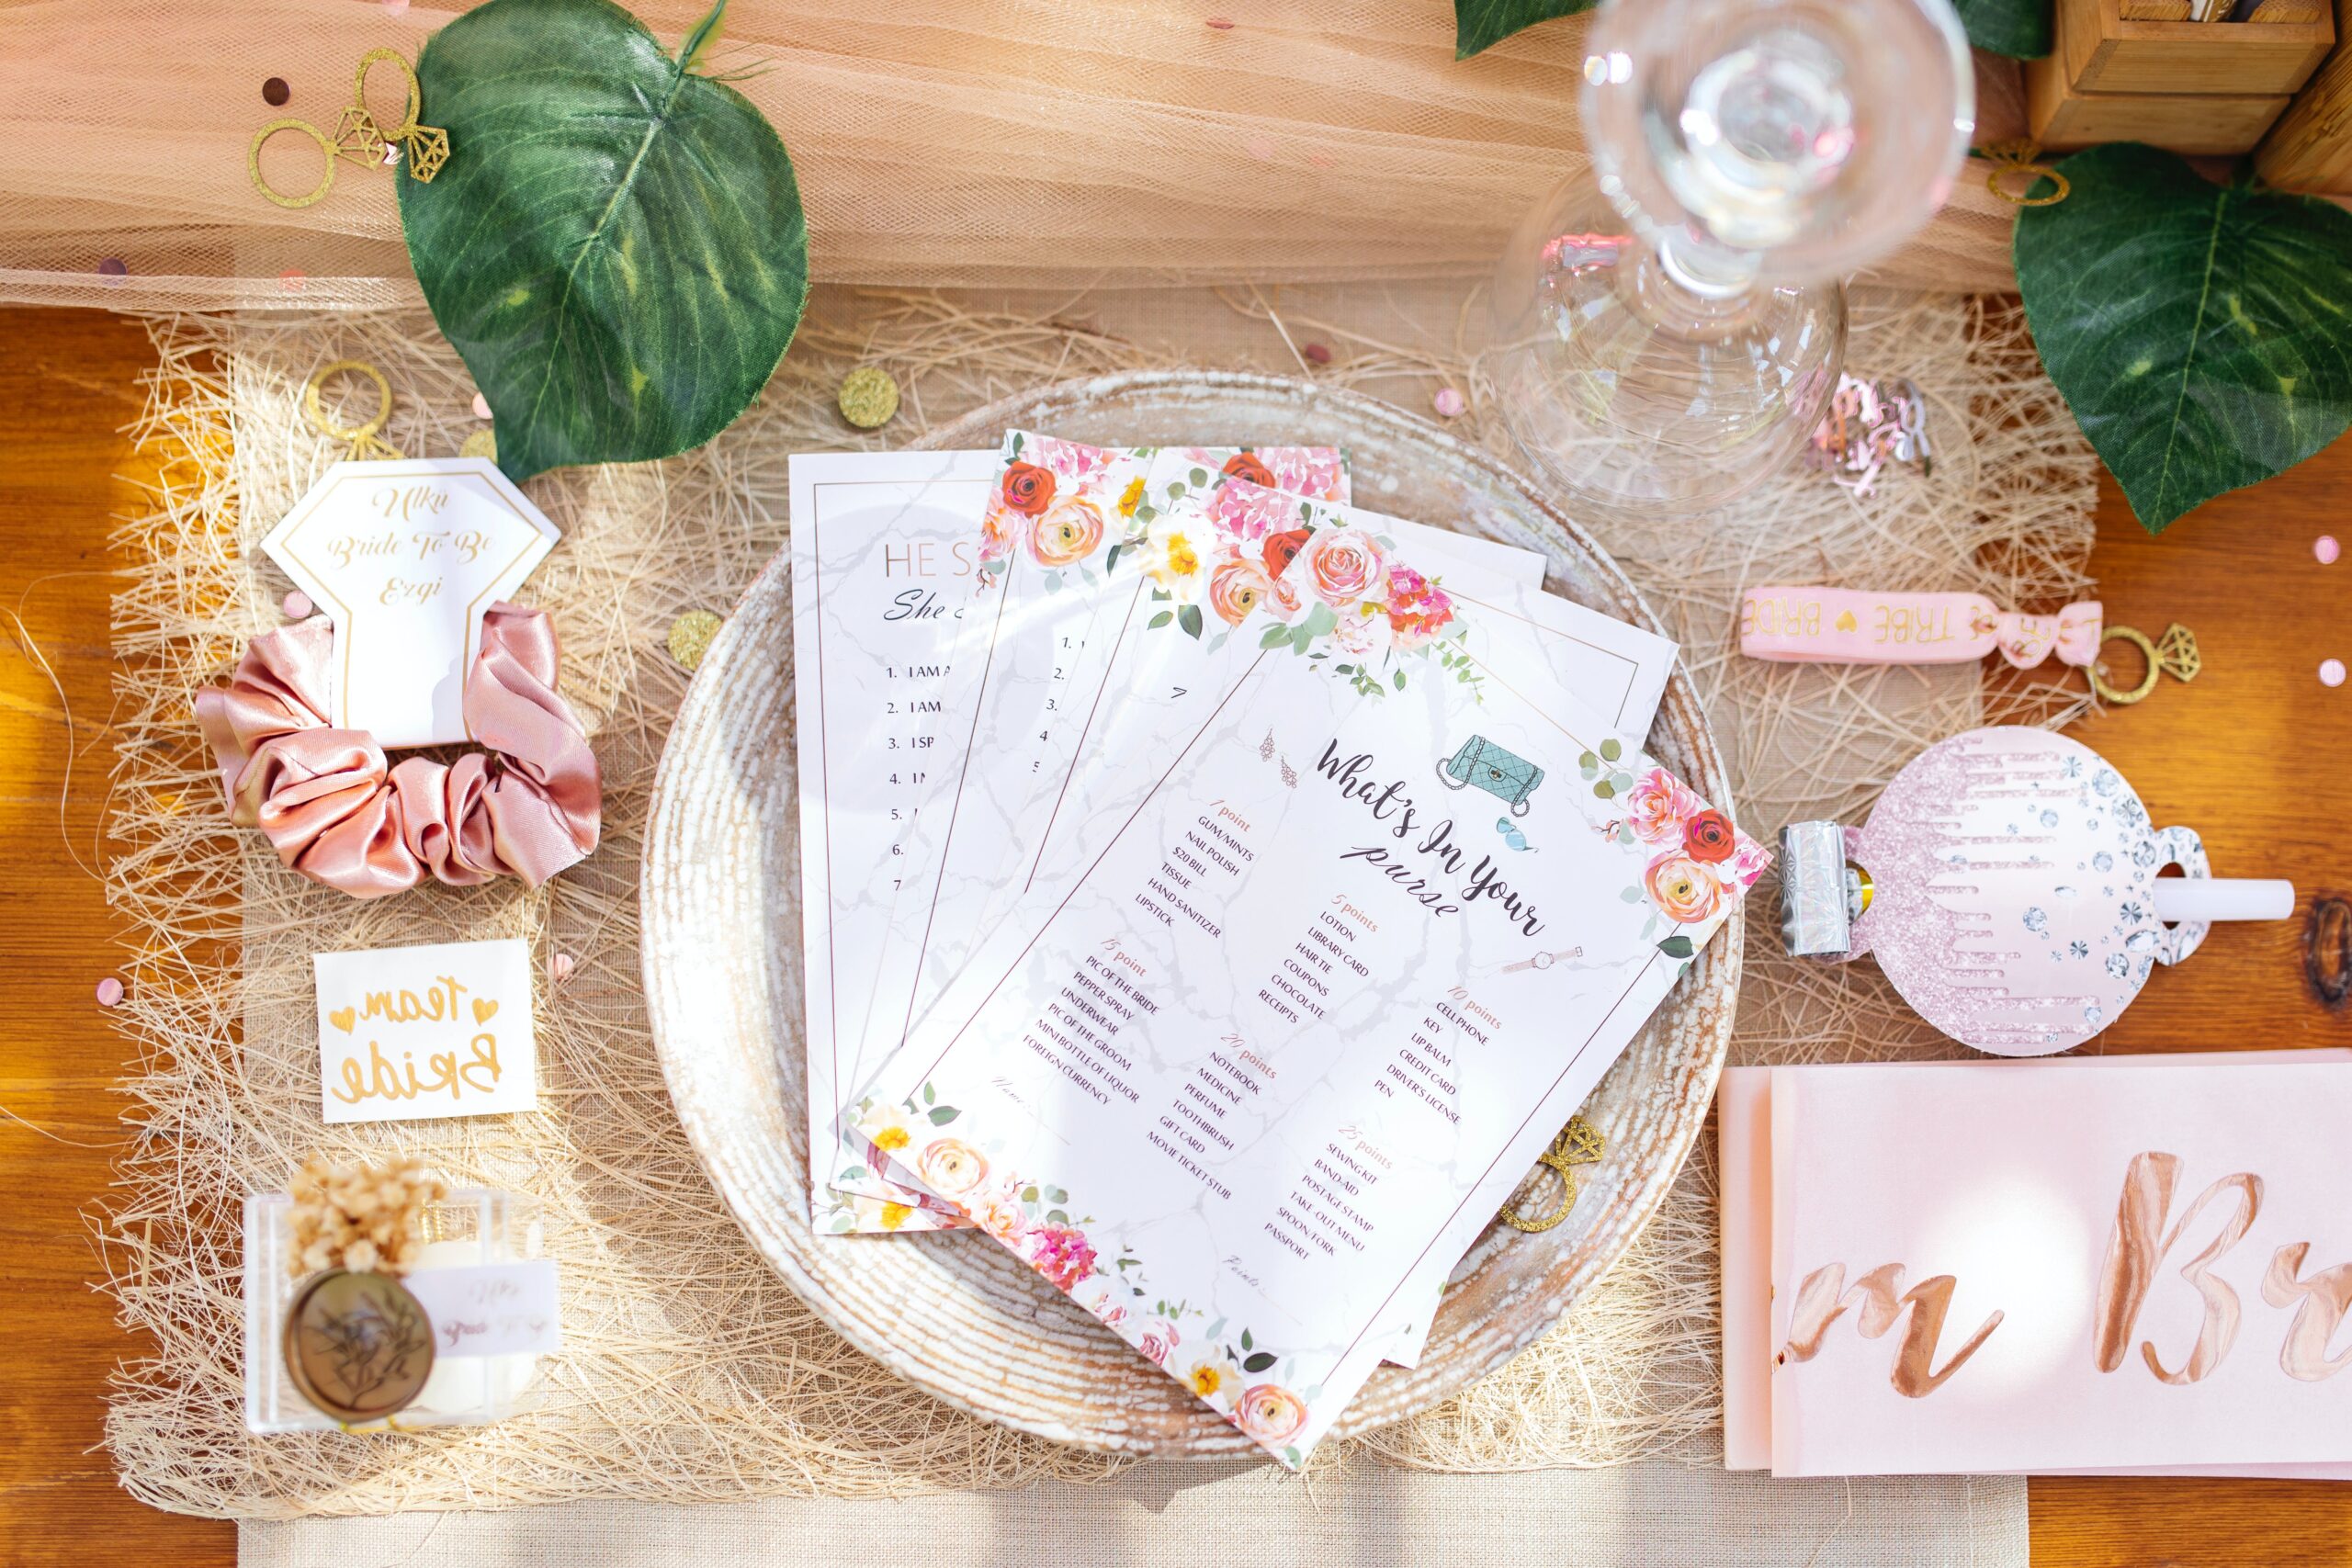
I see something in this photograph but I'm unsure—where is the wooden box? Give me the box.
[2028,0,2333,152]
[2257,0,2352,191]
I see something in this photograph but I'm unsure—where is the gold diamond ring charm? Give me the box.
[1500,1115,1605,1234]
[2088,623,2199,705]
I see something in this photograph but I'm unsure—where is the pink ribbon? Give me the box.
[193,604,601,898]
[1739,587,2102,671]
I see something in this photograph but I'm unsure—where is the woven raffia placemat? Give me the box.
[97,283,2095,1516]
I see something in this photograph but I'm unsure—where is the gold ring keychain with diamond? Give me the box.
[1979,139,2070,208]
[247,48,447,209]
[2087,622,2200,705]
[304,359,404,462]
[1499,1115,1604,1234]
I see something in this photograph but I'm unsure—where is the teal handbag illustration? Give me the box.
[1438,734,1544,817]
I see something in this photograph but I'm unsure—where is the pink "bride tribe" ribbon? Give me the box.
[1738,587,2101,671]
[194,603,601,898]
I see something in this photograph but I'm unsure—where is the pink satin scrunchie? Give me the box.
[193,603,602,898]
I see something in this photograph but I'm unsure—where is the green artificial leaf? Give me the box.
[1453,0,1591,59]
[401,0,809,480]
[1657,934,1695,960]
[1952,0,2050,58]
[2017,144,2352,534]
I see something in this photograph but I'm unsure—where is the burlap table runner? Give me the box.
[99,281,2093,1516]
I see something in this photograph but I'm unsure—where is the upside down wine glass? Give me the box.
[1488,0,1975,517]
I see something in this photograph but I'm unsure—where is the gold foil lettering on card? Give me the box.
[1779,1262,2003,1397]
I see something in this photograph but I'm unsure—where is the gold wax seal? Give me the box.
[837,367,900,430]
[283,1269,435,1424]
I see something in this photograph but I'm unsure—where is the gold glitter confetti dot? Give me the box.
[668,610,725,671]
[460,428,497,463]
[837,367,899,430]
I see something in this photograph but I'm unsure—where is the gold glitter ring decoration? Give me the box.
[1500,1116,1604,1234]
[303,358,405,461]
[356,46,451,183]
[249,118,339,209]
[355,47,424,140]
[1980,139,2069,208]
[2088,622,2200,705]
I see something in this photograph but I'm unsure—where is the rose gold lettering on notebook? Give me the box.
[2092,1150,2263,1384]
[2262,1242,2352,1382]
[1779,1263,2003,1397]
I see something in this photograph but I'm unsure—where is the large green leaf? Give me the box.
[1454,0,2047,59]
[399,0,809,481]
[1952,0,2049,58]
[1453,0,1592,59]
[2016,143,2352,534]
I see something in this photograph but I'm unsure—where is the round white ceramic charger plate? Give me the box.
[642,371,1744,1456]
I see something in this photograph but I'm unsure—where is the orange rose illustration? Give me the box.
[1001,461,1056,516]
[1261,526,1310,579]
[1682,808,1736,863]
[1645,852,1724,924]
[1208,558,1272,626]
[1223,451,1276,488]
[1303,529,1385,607]
[1236,1382,1307,1443]
[1029,495,1105,568]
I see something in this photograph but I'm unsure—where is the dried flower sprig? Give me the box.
[287,1155,448,1277]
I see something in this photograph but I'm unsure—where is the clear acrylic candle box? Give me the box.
[243,1186,548,1434]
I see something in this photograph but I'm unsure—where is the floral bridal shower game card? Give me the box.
[1767,1061,2352,1475]
[312,938,536,1122]
[792,446,1378,1235]
[855,569,1760,1465]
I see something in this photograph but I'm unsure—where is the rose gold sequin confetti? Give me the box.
[551,953,576,983]
[2317,535,2340,566]
[283,590,313,619]
[1433,387,1465,418]
[279,270,307,294]
[96,976,125,1008]
[1303,342,1331,366]
[263,77,291,107]
[1206,16,1235,28]
[2324,658,2346,688]
[471,392,493,421]
[97,257,128,289]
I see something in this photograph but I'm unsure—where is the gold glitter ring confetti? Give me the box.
[355,47,424,141]
[2088,623,2199,706]
[668,610,725,671]
[1500,1115,1604,1233]
[249,118,339,209]
[1979,139,2069,208]
[303,359,404,461]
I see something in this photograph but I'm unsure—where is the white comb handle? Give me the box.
[2152,878,2296,924]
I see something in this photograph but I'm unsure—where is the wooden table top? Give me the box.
[3,306,2347,1566]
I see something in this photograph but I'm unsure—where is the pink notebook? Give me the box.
[1720,1051,2352,1479]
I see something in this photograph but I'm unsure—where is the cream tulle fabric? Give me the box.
[0,0,2031,311]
